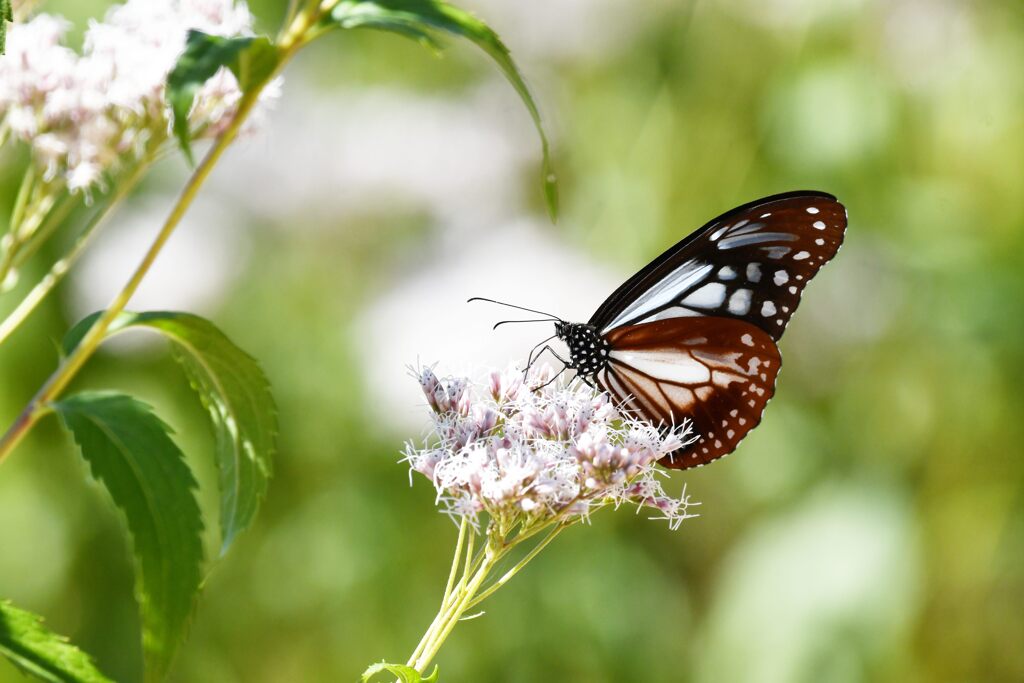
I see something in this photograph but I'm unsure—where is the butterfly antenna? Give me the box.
[492,318,556,330]
[467,297,563,322]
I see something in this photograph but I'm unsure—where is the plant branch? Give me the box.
[467,521,575,610]
[441,518,468,608]
[411,549,499,674]
[0,154,157,346]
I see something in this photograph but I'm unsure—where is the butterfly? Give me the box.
[473,190,847,469]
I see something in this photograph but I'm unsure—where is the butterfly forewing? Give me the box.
[595,317,781,469]
[589,191,847,341]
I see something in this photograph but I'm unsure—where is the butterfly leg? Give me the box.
[524,334,557,374]
[528,345,569,371]
[530,363,569,391]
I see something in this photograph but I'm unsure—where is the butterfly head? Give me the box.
[555,321,610,378]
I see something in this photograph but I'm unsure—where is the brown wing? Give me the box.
[595,317,781,469]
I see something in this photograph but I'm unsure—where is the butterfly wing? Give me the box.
[589,191,847,341]
[595,317,781,469]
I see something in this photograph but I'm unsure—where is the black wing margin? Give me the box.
[588,191,847,341]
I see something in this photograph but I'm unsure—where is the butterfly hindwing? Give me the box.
[589,191,847,341]
[595,317,781,469]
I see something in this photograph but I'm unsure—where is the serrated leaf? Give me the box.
[166,31,279,164]
[326,0,558,219]
[53,392,204,681]
[0,600,114,683]
[362,661,439,682]
[64,311,277,553]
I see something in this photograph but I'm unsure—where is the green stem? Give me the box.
[0,155,155,346]
[461,526,476,592]
[403,514,579,675]
[442,518,468,607]
[406,520,475,668]
[10,194,77,271]
[411,548,499,674]
[6,170,35,236]
[0,172,39,285]
[466,521,573,610]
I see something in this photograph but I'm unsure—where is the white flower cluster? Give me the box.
[0,0,272,194]
[404,364,700,530]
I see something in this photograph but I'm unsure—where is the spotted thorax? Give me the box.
[553,321,611,379]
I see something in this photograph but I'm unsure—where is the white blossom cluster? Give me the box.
[404,364,700,530]
[0,0,273,194]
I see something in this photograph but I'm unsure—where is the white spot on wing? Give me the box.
[761,301,777,316]
[773,270,789,285]
[813,220,826,230]
[728,289,752,315]
[746,262,762,282]
[741,333,754,347]
[718,266,738,280]
[806,207,819,214]
[794,251,810,260]
[682,282,727,309]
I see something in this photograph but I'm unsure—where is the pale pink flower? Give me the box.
[404,363,700,529]
[0,0,279,194]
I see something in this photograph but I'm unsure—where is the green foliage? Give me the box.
[362,662,439,683]
[230,36,279,93]
[0,601,113,683]
[166,30,280,164]
[64,311,277,552]
[325,0,558,218]
[0,0,11,55]
[53,393,204,682]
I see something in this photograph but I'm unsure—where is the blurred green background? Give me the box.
[2,0,1023,681]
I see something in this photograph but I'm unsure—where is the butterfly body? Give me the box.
[554,321,610,378]
[550,191,847,470]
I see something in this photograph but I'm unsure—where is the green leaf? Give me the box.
[0,600,114,683]
[64,311,277,553]
[326,0,558,219]
[362,662,439,683]
[53,393,204,681]
[228,36,280,93]
[0,0,12,55]
[166,30,280,164]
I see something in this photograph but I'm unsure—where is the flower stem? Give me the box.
[402,516,580,675]
[411,548,499,674]
[10,194,77,271]
[466,521,574,610]
[0,154,156,346]
[0,171,48,288]
[442,518,469,607]
[406,522,475,667]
